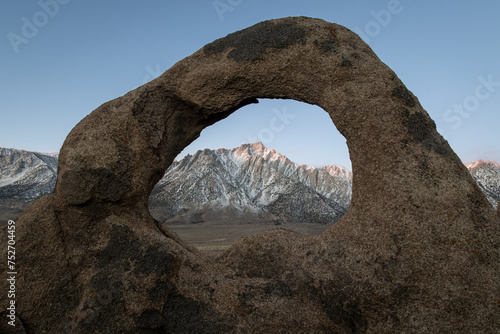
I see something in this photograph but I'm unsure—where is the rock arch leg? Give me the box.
[3,17,499,333]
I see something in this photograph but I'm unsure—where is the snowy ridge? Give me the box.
[465,160,500,209]
[0,148,58,200]
[149,142,353,224]
[1,146,498,223]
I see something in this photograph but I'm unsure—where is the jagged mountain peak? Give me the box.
[41,151,59,158]
[228,142,284,162]
[465,160,500,170]
[1,148,17,156]
[182,143,352,178]
[321,164,353,180]
[148,142,354,225]
[240,142,268,154]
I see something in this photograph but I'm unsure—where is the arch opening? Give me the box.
[147,99,352,254]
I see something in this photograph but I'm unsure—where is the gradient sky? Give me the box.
[1,0,499,169]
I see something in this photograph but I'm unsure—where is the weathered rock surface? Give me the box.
[1,17,499,333]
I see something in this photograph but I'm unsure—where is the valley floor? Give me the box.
[0,200,333,255]
[0,199,34,225]
[165,221,334,255]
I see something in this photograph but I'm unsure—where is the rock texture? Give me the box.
[149,142,352,224]
[1,17,499,333]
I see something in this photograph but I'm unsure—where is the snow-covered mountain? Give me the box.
[148,143,352,224]
[465,160,500,209]
[1,145,499,224]
[0,148,58,200]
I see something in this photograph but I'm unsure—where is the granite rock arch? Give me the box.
[2,17,499,333]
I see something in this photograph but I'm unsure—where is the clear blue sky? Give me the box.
[1,0,499,169]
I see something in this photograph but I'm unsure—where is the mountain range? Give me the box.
[1,144,499,224]
[465,160,500,208]
[0,148,58,200]
[148,142,352,224]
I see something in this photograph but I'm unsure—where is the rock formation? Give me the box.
[1,17,499,333]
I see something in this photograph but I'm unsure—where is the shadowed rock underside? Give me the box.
[1,17,499,333]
